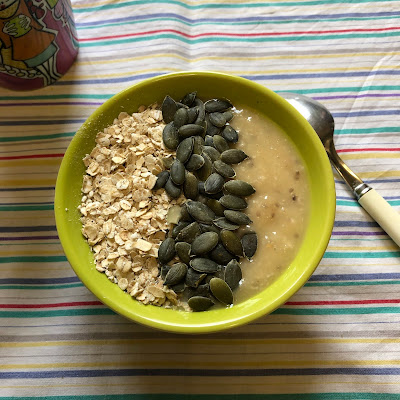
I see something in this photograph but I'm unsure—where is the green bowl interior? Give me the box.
[55,71,335,334]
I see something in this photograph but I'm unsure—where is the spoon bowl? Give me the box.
[280,92,400,248]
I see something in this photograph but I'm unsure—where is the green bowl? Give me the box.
[55,71,335,334]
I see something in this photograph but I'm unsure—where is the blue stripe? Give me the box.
[0,226,56,232]
[0,277,80,284]
[0,187,54,192]
[2,367,400,379]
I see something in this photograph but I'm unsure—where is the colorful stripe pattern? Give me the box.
[1,0,400,398]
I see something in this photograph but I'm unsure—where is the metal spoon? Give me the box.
[280,92,400,247]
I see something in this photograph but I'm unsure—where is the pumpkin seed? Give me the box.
[210,277,233,305]
[162,95,178,123]
[185,268,207,288]
[220,149,248,164]
[220,229,243,256]
[172,221,190,239]
[204,98,232,113]
[186,200,215,224]
[190,257,219,273]
[170,159,186,185]
[175,241,191,264]
[183,171,199,200]
[192,135,205,155]
[161,156,174,169]
[206,198,225,217]
[196,152,213,181]
[194,98,205,125]
[171,282,186,293]
[223,110,234,122]
[213,135,229,153]
[176,221,201,243]
[204,173,225,194]
[164,262,188,286]
[209,112,227,128]
[187,106,199,124]
[185,154,205,171]
[221,125,238,143]
[207,191,224,200]
[173,107,189,128]
[204,135,215,147]
[162,122,179,150]
[181,91,197,106]
[160,265,170,280]
[176,137,194,164]
[210,243,236,265]
[158,237,176,264]
[224,180,256,197]
[202,146,221,162]
[191,231,219,255]
[198,180,206,195]
[242,232,258,259]
[206,114,221,136]
[224,259,242,290]
[188,295,214,312]
[178,124,205,138]
[152,170,169,190]
[213,159,236,178]
[179,203,193,222]
[165,177,181,199]
[224,210,252,225]
[219,195,248,210]
[199,223,220,234]
[213,217,239,231]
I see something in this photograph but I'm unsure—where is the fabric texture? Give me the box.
[1,0,400,398]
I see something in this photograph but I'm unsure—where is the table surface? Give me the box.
[2,0,400,398]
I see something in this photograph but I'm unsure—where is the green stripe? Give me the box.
[337,200,400,207]
[79,31,400,47]
[0,283,83,290]
[1,395,400,400]
[325,251,400,258]
[1,306,399,318]
[0,132,75,143]
[336,127,400,135]
[0,86,399,102]
[0,308,115,318]
[274,306,400,315]
[77,14,400,30]
[0,256,67,263]
[73,0,399,13]
[305,280,400,287]
[0,205,54,211]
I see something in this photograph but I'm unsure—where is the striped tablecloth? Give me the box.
[2,0,400,398]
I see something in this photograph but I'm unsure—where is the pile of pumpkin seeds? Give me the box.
[152,92,258,311]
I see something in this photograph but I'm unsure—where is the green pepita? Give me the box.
[206,198,226,217]
[191,231,219,256]
[170,159,186,185]
[186,200,215,224]
[210,243,236,265]
[204,173,225,194]
[219,195,248,210]
[224,259,242,290]
[204,98,233,113]
[165,177,181,199]
[202,146,221,162]
[220,229,243,256]
[220,149,248,164]
[188,296,214,312]
[176,221,201,243]
[185,154,205,171]
[192,135,205,155]
[213,159,236,179]
[224,180,256,197]
[162,122,179,150]
[195,152,213,181]
[213,217,239,231]
[190,257,219,273]
[173,107,189,128]
[176,137,194,164]
[210,277,233,305]
[164,262,188,286]
[162,95,178,123]
[221,125,238,143]
[213,135,229,153]
[185,268,207,288]
[242,232,258,259]
[209,112,227,128]
[152,170,169,190]
[158,237,176,264]
[224,210,252,225]
[175,241,191,264]
[181,91,197,106]
[183,171,199,200]
[172,221,190,239]
[178,124,205,138]
[187,106,199,124]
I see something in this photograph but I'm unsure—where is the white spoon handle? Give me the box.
[358,189,400,247]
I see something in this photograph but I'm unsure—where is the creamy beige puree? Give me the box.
[230,107,310,303]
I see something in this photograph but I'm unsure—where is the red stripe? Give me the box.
[78,26,400,42]
[285,299,400,306]
[337,148,400,153]
[0,153,64,160]
[0,301,103,309]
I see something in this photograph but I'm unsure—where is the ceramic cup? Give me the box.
[0,0,78,90]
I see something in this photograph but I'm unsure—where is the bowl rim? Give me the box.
[55,71,336,334]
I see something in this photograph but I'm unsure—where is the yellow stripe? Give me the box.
[75,52,400,67]
[341,153,400,160]
[68,65,399,80]
[0,179,56,187]
[2,338,400,348]
[328,245,399,251]
[4,359,400,369]
[0,159,62,168]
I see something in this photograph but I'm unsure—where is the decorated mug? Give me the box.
[0,0,79,90]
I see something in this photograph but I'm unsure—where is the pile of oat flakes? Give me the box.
[79,105,185,308]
